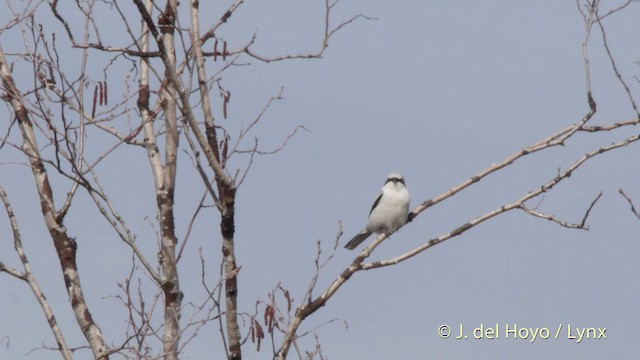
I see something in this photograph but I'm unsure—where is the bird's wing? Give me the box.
[368,193,383,216]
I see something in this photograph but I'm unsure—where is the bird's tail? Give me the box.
[344,230,372,250]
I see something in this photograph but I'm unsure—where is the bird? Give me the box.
[344,173,410,250]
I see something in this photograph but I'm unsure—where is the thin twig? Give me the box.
[619,188,640,220]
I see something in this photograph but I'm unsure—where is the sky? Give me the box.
[1,0,640,359]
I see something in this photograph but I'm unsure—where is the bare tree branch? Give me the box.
[619,188,640,220]
[0,184,73,360]
[370,136,640,270]
[0,43,110,359]
[243,0,374,63]
[520,192,603,229]
[594,2,639,117]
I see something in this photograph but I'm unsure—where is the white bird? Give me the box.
[345,173,410,250]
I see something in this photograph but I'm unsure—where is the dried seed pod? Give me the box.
[223,40,228,61]
[221,137,228,163]
[263,304,271,326]
[99,82,104,105]
[255,320,264,351]
[91,85,98,118]
[103,80,108,105]
[267,304,275,333]
[284,289,292,312]
[223,97,228,119]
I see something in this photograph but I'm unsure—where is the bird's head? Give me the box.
[385,173,405,186]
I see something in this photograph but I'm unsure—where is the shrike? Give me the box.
[345,173,410,250]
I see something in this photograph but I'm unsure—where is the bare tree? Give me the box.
[0,0,638,359]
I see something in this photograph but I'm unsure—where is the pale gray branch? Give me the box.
[0,185,73,360]
[520,192,602,230]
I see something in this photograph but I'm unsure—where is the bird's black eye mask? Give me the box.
[385,177,405,186]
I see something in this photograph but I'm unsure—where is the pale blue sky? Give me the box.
[1,1,639,359]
